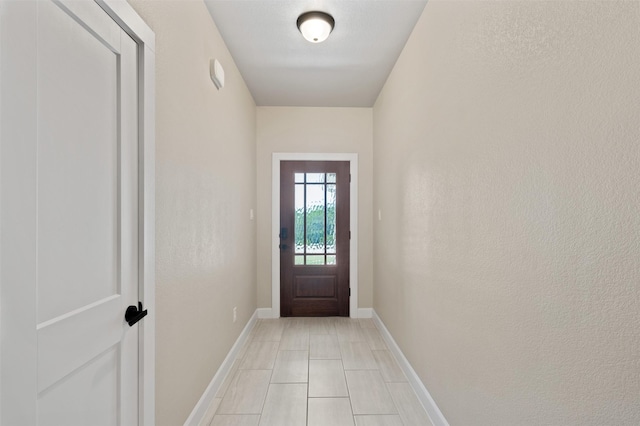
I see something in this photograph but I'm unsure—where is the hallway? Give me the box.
[201,318,433,426]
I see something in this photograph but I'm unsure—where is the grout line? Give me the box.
[306,346,310,426]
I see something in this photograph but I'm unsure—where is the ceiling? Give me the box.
[203,0,428,107]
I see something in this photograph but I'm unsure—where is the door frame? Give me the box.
[0,1,156,424]
[101,3,156,424]
[272,153,359,318]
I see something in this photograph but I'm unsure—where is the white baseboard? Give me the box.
[372,310,449,426]
[183,310,259,426]
[257,307,275,319]
[357,308,373,318]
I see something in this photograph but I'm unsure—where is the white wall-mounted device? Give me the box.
[210,59,224,90]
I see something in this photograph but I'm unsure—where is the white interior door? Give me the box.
[1,0,141,424]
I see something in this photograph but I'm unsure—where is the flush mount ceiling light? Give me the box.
[297,11,335,43]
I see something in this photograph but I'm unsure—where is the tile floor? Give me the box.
[200,317,433,426]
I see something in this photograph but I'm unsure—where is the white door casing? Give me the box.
[0,0,155,424]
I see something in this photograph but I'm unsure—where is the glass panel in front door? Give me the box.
[294,173,337,266]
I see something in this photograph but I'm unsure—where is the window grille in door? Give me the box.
[294,172,337,266]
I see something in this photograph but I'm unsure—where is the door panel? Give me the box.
[38,347,119,426]
[294,276,336,298]
[280,161,350,317]
[37,296,123,393]
[1,0,140,423]
[37,0,120,323]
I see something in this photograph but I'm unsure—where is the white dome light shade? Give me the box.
[297,12,335,43]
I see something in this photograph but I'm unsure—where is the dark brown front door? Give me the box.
[280,161,350,317]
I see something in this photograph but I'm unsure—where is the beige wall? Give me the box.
[256,107,374,312]
[127,2,257,425]
[373,1,640,425]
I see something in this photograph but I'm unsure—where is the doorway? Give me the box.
[280,161,350,316]
[271,153,359,318]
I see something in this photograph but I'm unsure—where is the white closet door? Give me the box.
[1,0,141,424]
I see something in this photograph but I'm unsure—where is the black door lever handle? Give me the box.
[125,301,147,327]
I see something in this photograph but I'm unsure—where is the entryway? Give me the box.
[271,153,359,319]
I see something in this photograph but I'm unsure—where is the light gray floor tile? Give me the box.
[217,370,271,415]
[271,350,309,383]
[332,317,351,326]
[210,415,260,426]
[310,334,341,359]
[345,370,397,415]
[212,318,431,426]
[340,341,378,370]
[336,320,366,342]
[357,319,377,329]
[216,359,242,398]
[253,320,284,342]
[309,317,335,334]
[199,397,222,426]
[283,317,309,330]
[372,350,407,383]
[353,415,404,426]
[309,359,349,397]
[308,398,355,426]
[387,382,433,426]
[258,383,307,426]
[239,341,279,370]
[363,328,388,350]
[326,318,339,334]
[236,338,252,361]
[279,326,310,351]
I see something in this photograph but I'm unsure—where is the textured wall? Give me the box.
[256,107,374,311]
[373,1,640,424]
[126,2,257,425]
